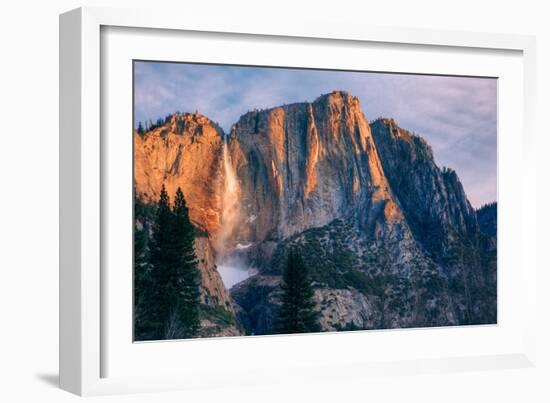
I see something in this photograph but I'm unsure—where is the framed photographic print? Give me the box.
[60,6,537,396]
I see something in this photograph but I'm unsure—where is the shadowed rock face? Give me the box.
[133,91,497,336]
[476,203,497,238]
[370,118,479,260]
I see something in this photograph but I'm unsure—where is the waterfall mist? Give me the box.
[216,138,255,288]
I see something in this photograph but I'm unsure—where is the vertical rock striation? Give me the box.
[228,91,405,245]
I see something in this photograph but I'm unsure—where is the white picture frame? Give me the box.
[59,6,537,396]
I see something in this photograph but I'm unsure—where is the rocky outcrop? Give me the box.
[230,275,282,334]
[194,236,233,310]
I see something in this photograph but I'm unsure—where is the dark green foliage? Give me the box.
[200,304,238,328]
[333,321,362,332]
[268,221,395,298]
[199,304,243,337]
[136,121,144,135]
[143,186,175,339]
[172,188,201,338]
[476,202,497,237]
[134,185,201,340]
[193,226,209,238]
[277,249,321,334]
[137,115,170,135]
[269,221,353,284]
[342,270,397,297]
[133,196,154,338]
[439,230,497,326]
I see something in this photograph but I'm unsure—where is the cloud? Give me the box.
[134,62,497,207]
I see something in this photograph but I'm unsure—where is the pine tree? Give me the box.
[173,187,201,338]
[134,197,153,339]
[137,121,144,135]
[134,185,201,340]
[140,185,202,339]
[278,249,321,334]
[148,185,182,339]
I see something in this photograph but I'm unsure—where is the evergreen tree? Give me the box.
[139,185,202,340]
[134,197,153,339]
[278,249,321,334]
[148,185,182,339]
[137,121,144,135]
[172,187,201,338]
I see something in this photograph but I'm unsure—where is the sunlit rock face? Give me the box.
[193,237,233,309]
[229,91,405,245]
[134,113,225,236]
[133,91,497,336]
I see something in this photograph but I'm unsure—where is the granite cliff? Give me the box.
[134,91,497,336]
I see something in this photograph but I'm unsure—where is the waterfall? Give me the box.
[215,138,257,289]
[216,139,240,259]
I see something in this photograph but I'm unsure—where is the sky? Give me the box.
[134,61,497,208]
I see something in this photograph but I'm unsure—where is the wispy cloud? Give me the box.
[134,62,497,207]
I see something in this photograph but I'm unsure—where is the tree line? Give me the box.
[136,117,169,135]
